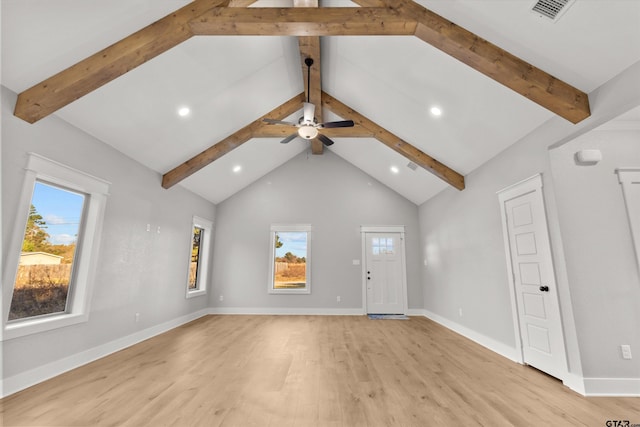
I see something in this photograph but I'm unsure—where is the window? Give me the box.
[3,153,109,339]
[268,224,311,294]
[371,237,395,255]
[9,182,85,321]
[186,216,212,298]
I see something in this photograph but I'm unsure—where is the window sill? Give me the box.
[3,312,88,341]
[186,290,207,299]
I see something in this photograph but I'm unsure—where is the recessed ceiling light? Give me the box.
[430,106,442,117]
[390,166,399,174]
[232,165,242,173]
[177,106,190,117]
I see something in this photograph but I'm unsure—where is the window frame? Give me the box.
[2,153,110,340]
[268,224,312,295]
[185,216,213,299]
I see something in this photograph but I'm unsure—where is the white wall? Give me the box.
[549,127,640,379]
[210,149,422,313]
[418,61,640,394]
[1,87,215,382]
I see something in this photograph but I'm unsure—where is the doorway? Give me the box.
[498,174,568,380]
[361,226,408,315]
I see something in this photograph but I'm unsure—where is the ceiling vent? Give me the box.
[531,0,575,21]
[406,161,418,171]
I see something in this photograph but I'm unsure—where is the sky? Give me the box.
[275,231,307,258]
[30,181,85,245]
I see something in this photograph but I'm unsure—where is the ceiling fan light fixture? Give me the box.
[298,126,318,140]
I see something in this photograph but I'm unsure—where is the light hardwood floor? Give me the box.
[1,315,638,426]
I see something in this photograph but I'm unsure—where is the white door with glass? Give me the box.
[363,231,406,314]
[500,175,567,380]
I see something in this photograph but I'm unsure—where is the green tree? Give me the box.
[22,204,51,252]
[275,234,283,249]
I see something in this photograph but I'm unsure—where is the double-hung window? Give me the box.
[3,153,109,339]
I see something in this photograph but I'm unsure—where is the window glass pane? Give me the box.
[9,181,85,321]
[273,231,307,289]
[189,226,204,290]
[372,237,379,246]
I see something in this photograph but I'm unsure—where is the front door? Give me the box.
[501,175,567,380]
[364,232,406,314]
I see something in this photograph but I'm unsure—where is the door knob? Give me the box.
[539,286,549,292]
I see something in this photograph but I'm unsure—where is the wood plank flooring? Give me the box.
[1,315,638,426]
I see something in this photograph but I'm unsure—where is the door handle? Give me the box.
[539,286,549,292]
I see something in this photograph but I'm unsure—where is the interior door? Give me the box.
[504,187,567,380]
[365,233,405,314]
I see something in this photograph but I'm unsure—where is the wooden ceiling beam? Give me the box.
[189,8,416,36]
[253,123,373,138]
[13,0,242,124]
[322,92,465,190]
[295,0,323,154]
[369,0,590,124]
[162,93,305,189]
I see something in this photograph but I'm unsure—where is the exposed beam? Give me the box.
[13,0,242,124]
[295,0,324,154]
[253,123,373,138]
[189,7,416,36]
[322,92,465,190]
[373,0,591,124]
[162,93,305,189]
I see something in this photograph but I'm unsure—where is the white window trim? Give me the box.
[268,224,312,295]
[2,153,110,341]
[186,216,213,299]
[616,167,640,274]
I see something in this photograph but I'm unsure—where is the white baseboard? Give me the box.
[208,307,364,316]
[583,377,640,396]
[419,309,521,363]
[2,308,210,398]
[562,372,586,395]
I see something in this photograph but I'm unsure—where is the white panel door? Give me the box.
[504,187,567,380]
[365,233,405,314]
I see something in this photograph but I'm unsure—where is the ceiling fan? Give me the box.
[262,58,354,146]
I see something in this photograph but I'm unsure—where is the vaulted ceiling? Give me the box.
[3,0,640,205]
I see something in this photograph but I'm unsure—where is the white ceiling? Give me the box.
[3,0,640,205]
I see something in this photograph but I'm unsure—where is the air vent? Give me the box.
[406,162,418,171]
[531,0,575,21]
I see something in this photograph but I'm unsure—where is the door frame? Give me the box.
[360,225,408,315]
[497,174,568,376]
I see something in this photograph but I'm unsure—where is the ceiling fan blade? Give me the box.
[321,120,355,129]
[302,102,315,124]
[280,133,299,144]
[263,118,297,126]
[317,133,334,147]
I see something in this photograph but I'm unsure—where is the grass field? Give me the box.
[274,263,306,288]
